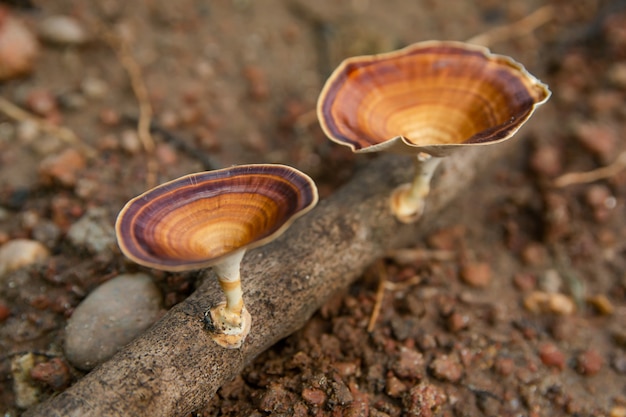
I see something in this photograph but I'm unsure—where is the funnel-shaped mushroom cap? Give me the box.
[317,40,551,157]
[115,164,318,272]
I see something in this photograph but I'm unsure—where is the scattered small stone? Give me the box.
[610,406,626,417]
[156,143,178,166]
[120,129,142,154]
[385,373,407,397]
[0,302,9,321]
[608,63,626,88]
[0,238,50,278]
[392,346,425,380]
[259,382,295,413]
[30,357,71,391]
[0,6,39,81]
[538,342,565,371]
[25,88,58,117]
[403,382,446,417]
[520,242,548,267]
[523,291,576,316]
[330,378,353,406]
[38,148,87,187]
[447,311,470,332]
[429,354,463,383]
[460,261,491,287]
[575,349,603,376]
[64,273,163,370]
[67,207,116,254]
[513,272,537,292]
[243,65,269,101]
[80,76,108,99]
[493,356,515,377]
[530,144,562,177]
[585,185,616,223]
[37,15,90,46]
[16,119,40,143]
[11,353,41,409]
[301,386,326,407]
[587,294,614,315]
[539,269,562,294]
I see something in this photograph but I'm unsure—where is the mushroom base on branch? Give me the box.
[204,304,252,349]
[389,154,442,223]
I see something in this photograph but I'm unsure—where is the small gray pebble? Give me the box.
[64,273,163,370]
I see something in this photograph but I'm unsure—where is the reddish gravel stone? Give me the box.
[493,356,515,377]
[385,372,408,397]
[430,354,463,383]
[538,342,565,371]
[30,357,71,390]
[576,349,604,376]
[0,303,10,322]
[301,387,326,406]
[460,262,492,287]
[404,382,446,417]
[392,347,425,380]
[38,148,86,187]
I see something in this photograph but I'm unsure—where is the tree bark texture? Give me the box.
[26,143,512,417]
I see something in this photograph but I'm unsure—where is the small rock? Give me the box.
[11,353,41,409]
[576,349,603,376]
[67,207,116,254]
[37,15,89,46]
[39,148,87,187]
[538,342,565,370]
[385,373,407,397]
[80,76,109,100]
[403,382,446,417]
[393,346,425,380]
[0,302,10,321]
[587,294,614,315]
[26,88,58,117]
[30,357,71,391]
[523,291,576,315]
[302,387,326,406]
[460,261,492,287]
[447,311,470,332]
[64,273,163,370]
[493,356,515,377]
[530,144,562,177]
[0,238,50,278]
[120,129,142,154]
[243,65,269,101]
[0,6,39,80]
[429,354,463,383]
[259,382,295,413]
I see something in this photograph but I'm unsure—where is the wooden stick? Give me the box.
[367,260,389,332]
[100,27,158,188]
[467,5,555,47]
[0,96,97,158]
[25,139,513,417]
[552,151,626,188]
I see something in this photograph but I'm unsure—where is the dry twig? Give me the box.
[552,151,626,188]
[467,5,555,47]
[99,26,158,188]
[367,260,388,332]
[0,96,97,158]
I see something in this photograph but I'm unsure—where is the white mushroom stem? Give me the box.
[390,153,443,223]
[207,249,251,348]
[212,249,246,319]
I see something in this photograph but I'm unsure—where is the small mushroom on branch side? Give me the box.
[317,40,551,223]
[115,164,318,349]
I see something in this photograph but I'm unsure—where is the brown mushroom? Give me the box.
[317,40,551,223]
[115,164,318,348]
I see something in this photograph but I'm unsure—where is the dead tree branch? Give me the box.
[26,141,513,417]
